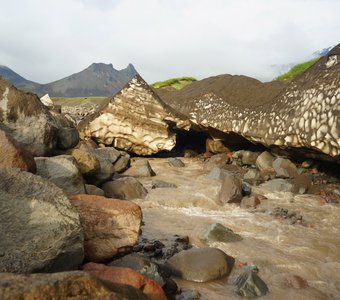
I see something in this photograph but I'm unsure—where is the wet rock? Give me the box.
[166,247,235,282]
[284,274,309,289]
[0,78,58,156]
[243,168,262,185]
[177,289,201,300]
[207,166,233,180]
[79,75,177,155]
[102,177,148,200]
[233,150,261,165]
[85,184,105,196]
[0,168,84,273]
[256,151,275,174]
[234,270,269,298]
[109,252,166,286]
[151,179,177,189]
[69,148,100,175]
[202,223,243,243]
[69,194,142,262]
[124,159,156,177]
[273,157,298,178]
[56,126,79,150]
[0,127,36,172]
[168,157,185,167]
[83,262,167,300]
[290,173,312,194]
[241,195,261,209]
[35,155,85,195]
[0,271,144,300]
[218,175,243,204]
[204,153,229,170]
[260,178,294,193]
[241,181,252,196]
[270,207,305,226]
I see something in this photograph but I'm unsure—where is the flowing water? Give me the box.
[133,157,340,300]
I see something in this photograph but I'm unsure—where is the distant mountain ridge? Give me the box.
[0,63,138,97]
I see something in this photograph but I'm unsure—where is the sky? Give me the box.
[0,0,339,84]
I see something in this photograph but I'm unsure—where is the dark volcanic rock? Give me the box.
[0,168,84,273]
[166,247,235,282]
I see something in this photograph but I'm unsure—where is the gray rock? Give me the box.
[85,184,105,196]
[243,169,262,186]
[89,147,121,163]
[0,168,84,273]
[168,158,185,167]
[273,157,298,178]
[234,270,269,298]
[260,179,294,193]
[204,153,229,170]
[57,127,79,150]
[207,166,233,180]
[102,177,148,200]
[109,253,165,286]
[256,151,275,173]
[166,247,235,282]
[202,223,242,243]
[151,180,177,189]
[35,155,85,195]
[218,175,243,204]
[112,152,130,173]
[240,196,261,209]
[124,159,156,177]
[233,150,261,165]
[69,149,100,175]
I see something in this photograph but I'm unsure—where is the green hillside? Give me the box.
[151,76,197,90]
[276,58,319,81]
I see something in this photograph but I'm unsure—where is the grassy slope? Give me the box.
[276,58,319,81]
[151,76,197,90]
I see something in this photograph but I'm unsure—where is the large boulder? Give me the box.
[0,168,84,273]
[218,175,243,204]
[166,248,235,282]
[69,194,142,262]
[0,126,36,172]
[83,262,167,300]
[78,75,178,155]
[0,271,148,300]
[69,148,100,175]
[35,155,85,195]
[123,159,156,177]
[102,177,148,200]
[0,78,58,156]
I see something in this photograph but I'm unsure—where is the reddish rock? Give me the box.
[0,128,36,172]
[69,194,142,262]
[83,262,167,300]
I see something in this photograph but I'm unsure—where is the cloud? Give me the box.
[0,0,339,84]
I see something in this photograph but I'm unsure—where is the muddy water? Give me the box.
[133,157,340,300]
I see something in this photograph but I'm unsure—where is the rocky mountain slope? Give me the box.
[0,63,138,97]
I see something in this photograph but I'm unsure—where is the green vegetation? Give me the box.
[276,58,319,81]
[151,76,197,90]
[52,96,107,107]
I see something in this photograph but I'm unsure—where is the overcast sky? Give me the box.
[0,0,339,84]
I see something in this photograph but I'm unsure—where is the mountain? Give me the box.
[0,63,138,97]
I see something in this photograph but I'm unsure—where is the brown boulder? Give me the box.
[102,177,148,200]
[218,175,243,204]
[69,148,100,175]
[83,262,167,300]
[69,194,142,262]
[0,127,36,172]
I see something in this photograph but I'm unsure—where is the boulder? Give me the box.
[201,223,242,243]
[102,177,148,200]
[35,155,85,195]
[109,253,165,286]
[83,262,167,300]
[0,168,84,273]
[233,150,261,165]
[40,93,54,107]
[113,152,131,173]
[240,195,261,209]
[0,271,148,300]
[218,175,243,204]
[234,270,269,298]
[204,153,229,170]
[243,169,262,185]
[69,194,142,262]
[273,157,298,178]
[205,138,230,154]
[207,166,233,180]
[290,174,312,194]
[260,178,294,193]
[78,75,177,155]
[168,157,185,167]
[166,247,235,282]
[0,78,58,156]
[69,148,100,175]
[85,184,105,196]
[56,127,79,150]
[0,127,36,172]
[124,159,156,177]
[256,151,276,173]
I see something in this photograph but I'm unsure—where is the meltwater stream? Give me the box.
[133,157,340,300]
